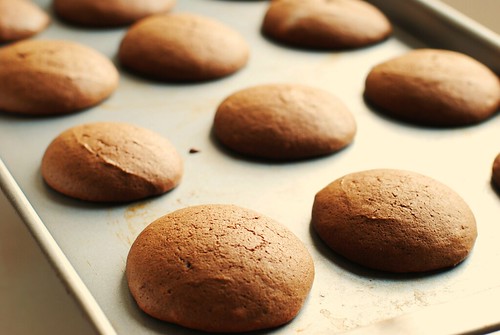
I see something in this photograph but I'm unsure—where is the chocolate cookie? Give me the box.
[118,13,249,82]
[53,0,176,27]
[214,84,356,160]
[0,0,50,43]
[364,49,500,126]
[0,39,119,115]
[262,0,392,49]
[492,153,500,190]
[41,122,183,202]
[126,204,315,332]
[312,169,477,273]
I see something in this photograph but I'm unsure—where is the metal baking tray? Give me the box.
[1,0,499,334]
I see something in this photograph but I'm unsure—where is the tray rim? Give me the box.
[369,0,500,74]
[0,159,116,335]
[1,1,499,334]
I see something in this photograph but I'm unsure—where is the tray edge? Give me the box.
[368,0,500,74]
[0,158,117,335]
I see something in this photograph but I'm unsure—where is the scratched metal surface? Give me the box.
[0,0,499,334]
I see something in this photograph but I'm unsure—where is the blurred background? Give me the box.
[440,0,499,34]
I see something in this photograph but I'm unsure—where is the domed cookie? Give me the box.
[262,0,392,49]
[0,0,50,43]
[126,204,315,332]
[41,122,183,202]
[312,169,477,273]
[118,13,249,82]
[0,39,119,115]
[53,0,176,27]
[364,49,500,126]
[493,153,500,189]
[214,84,356,160]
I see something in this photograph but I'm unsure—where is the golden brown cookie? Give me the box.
[364,49,500,126]
[126,204,315,332]
[0,39,119,115]
[214,84,356,160]
[53,0,176,27]
[492,153,500,189]
[41,122,183,202]
[312,169,477,273]
[118,13,250,82]
[262,0,392,49]
[0,0,50,43]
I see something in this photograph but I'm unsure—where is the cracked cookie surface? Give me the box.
[312,169,477,273]
[41,122,183,202]
[126,204,315,332]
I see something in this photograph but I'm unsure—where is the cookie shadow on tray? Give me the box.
[362,94,499,131]
[491,179,500,198]
[111,53,244,88]
[308,221,466,281]
[259,19,423,54]
[0,103,104,120]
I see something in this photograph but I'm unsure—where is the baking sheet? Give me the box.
[1,0,499,334]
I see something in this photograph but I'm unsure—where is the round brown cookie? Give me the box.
[126,204,315,333]
[118,13,249,82]
[312,169,477,273]
[364,48,500,127]
[53,0,176,27]
[0,39,119,115]
[262,0,392,49]
[493,153,500,189]
[214,84,356,160]
[41,122,183,202]
[0,0,50,43]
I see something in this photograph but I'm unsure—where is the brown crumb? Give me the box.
[189,148,200,154]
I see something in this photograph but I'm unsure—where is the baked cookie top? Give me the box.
[312,169,477,273]
[364,48,500,126]
[127,204,315,332]
[0,39,119,115]
[42,122,183,202]
[214,83,356,160]
[262,0,392,49]
[119,13,250,82]
[0,0,50,43]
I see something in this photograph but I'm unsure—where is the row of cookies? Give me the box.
[0,0,175,43]
[1,0,391,45]
[3,11,500,335]
[38,118,481,332]
[1,12,498,126]
[37,83,492,333]
[1,0,499,333]
[0,0,396,88]
[124,166,479,332]
[37,69,499,202]
[0,12,244,115]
